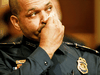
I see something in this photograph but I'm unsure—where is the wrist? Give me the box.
[39,45,55,59]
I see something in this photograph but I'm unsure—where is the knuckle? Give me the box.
[59,28,64,34]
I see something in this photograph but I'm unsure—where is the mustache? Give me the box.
[38,23,46,33]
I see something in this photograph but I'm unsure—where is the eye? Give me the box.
[31,12,37,17]
[47,6,52,11]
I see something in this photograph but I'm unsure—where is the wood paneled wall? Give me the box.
[59,0,95,48]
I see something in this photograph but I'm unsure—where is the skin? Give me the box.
[10,0,65,59]
[51,0,62,20]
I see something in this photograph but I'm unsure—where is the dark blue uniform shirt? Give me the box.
[0,36,100,75]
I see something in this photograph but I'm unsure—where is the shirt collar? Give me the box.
[56,43,66,55]
[22,36,39,49]
[22,36,65,55]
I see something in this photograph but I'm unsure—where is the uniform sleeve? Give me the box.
[0,47,53,75]
[97,56,100,75]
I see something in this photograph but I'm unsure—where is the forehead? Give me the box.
[18,0,51,9]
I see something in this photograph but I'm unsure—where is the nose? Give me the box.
[41,10,48,24]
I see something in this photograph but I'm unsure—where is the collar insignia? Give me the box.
[26,41,36,48]
[77,57,88,74]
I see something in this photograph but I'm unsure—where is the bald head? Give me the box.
[9,0,21,16]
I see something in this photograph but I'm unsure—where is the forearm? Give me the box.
[0,47,53,75]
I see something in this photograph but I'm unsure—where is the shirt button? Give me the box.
[44,61,48,66]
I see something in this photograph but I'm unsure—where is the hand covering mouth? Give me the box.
[38,23,46,33]
[37,12,55,33]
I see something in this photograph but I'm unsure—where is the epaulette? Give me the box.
[0,42,21,49]
[64,42,99,55]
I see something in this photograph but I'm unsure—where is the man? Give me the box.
[0,0,100,75]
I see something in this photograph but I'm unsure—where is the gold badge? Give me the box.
[77,57,88,74]
[16,60,26,69]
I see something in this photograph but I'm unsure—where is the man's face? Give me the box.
[17,0,58,41]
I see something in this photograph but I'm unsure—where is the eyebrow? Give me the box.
[46,2,51,6]
[27,2,51,13]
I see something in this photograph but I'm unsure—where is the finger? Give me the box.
[53,15,62,26]
[46,11,56,26]
[46,17,53,27]
[62,25,65,31]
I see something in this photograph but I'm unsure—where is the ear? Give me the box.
[10,15,21,31]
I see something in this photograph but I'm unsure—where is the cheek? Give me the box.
[20,17,40,32]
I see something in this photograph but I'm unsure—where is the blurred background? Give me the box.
[0,0,100,50]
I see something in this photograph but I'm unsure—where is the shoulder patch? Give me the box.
[0,42,21,49]
[64,42,99,54]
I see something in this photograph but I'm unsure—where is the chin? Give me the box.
[31,36,40,42]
